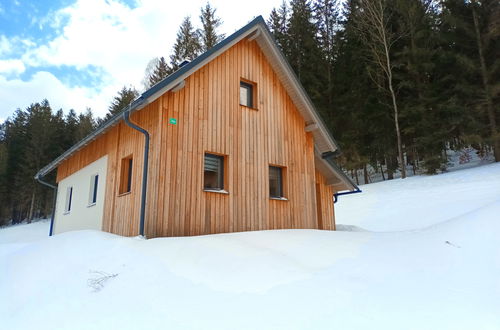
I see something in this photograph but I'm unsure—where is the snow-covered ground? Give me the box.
[336,162,500,231]
[1,164,499,330]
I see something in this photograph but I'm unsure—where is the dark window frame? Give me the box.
[126,158,133,192]
[240,80,255,108]
[204,153,224,191]
[269,166,284,198]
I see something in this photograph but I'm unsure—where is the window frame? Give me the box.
[203,153,225,192]
[269,165,286,199]
[88,173,99,206]
[239,79,257,109]
[64,186,73,214]
[118,155,133,195]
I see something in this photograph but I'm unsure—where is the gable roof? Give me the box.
[35,15,357,192]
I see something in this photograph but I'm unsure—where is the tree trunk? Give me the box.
[380,162,386,181]
[28,191,35,224]
[387,156,395,180]
[363,164,370,184]
[384,43,406,178]
[472,3,500,162]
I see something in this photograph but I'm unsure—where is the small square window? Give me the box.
[65,186,73,213]
[240,81,254,108]
[204,153,224,190]
[89,174,99,205]
[119,156,133,195]
[269,166,284,198]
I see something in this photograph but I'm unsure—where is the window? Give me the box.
[64,186,73,213]
[269,166,284,198]
[204,153,224,190]
[119,156,133,195]
[89,174,99,205]
[240,81,254,108]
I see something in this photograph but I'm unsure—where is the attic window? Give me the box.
[240,80,256,108]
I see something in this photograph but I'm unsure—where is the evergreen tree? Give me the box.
[314,0,339,121]
[287,0,328,118]
[439,0,500,161]
[393,0,451,173]
[332,0,396,180]
[268,1,290,53]
[64,109,79,146]
[148,57,171,88]
[470,0,500,161]
[107,86,139,118]
[75,108,97,141]
[170,16,202,71]
[3,109,29,222]
[0,100,99,224]
[199,2,224,51]
[0,133,8,225]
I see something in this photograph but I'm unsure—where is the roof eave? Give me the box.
[314,148,358,192]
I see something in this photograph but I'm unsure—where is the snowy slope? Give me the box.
[1,164,499,330]
[0,219,50,244]
[337,162,500,231]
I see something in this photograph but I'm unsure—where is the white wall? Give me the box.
[53,155,108,234]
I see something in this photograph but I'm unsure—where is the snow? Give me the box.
[1,164,500,330]
[0,219,51,244]
[337,162,500,231]
[0,219,51,259]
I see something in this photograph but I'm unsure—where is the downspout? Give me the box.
[123,104,150,237]
[334,188,362,203]
[321,151,362,204]
[35,175,57,236]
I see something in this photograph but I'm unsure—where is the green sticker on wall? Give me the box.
[169,118,177,125]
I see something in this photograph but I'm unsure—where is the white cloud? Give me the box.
[0,35,12,56]
[1,0,279,120]
[0,59,25,74]
[0,71,109,117]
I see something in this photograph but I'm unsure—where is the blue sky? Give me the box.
[0,0,279,122]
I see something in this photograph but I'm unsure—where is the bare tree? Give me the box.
[352,0,407,178]
[142,57,160,90]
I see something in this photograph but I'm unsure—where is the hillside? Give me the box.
[1,163,499,330]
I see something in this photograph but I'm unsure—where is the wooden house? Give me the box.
[35,16,359,238]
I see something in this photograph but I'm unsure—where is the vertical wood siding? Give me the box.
[56,39,336,237]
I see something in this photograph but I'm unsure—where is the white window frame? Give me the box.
[64,186,73,214]
[88,173,99,207]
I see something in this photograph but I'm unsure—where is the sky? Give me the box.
[0,0,280,123]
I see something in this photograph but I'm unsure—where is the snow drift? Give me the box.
[1,163,499,330]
